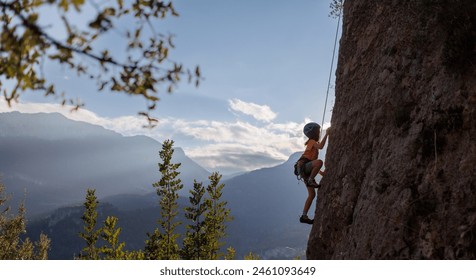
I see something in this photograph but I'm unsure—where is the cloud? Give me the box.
[184,143,285,174]
[228,98,277,122]
[168,119,308,172]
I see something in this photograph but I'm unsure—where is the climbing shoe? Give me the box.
[299,215,314,225]
[307,178,320,188]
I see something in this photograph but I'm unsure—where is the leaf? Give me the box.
[135,28,141,39]
[104,7,116,17]
[147,95,159,102]
[59,0,69,12]
[98,81,108,91]
[117,0,124,10]
[72,0,86,12]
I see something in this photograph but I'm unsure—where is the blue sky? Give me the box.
[1,0,341,174]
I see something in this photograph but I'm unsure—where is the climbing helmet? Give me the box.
[303,122,320,138]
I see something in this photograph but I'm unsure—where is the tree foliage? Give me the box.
[330,0,344,18]
[243,251,261,260]
[99,216,126,260]
[0,0,201,126]
[224,246,236,260]
[145,139,182,259]
[0,182,50,260]
[181,173,234,260]
[100,215,144,260]
[181,180,207,260]
[78,188,101,260]
[203,172,232,260]
[146,141,233,260]
[78,188,143,260]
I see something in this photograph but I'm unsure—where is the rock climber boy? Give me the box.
[296,122,330,224]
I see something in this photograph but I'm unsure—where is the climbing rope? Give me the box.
[320,9,342,133]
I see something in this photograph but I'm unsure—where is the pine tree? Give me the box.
[100,216,126,260]
[204,172,232,260]
[224,247,236,260]
[78,189,101,260]
[181,180,207,260]
[79,189,144,260]
[0,182,50,260]
[145,140,183,260]
[144,228,164,260]
[244,251,261,260]
[99,215,145,260]
[34,234,51,260]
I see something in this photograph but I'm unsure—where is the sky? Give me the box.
[0,0,342,175]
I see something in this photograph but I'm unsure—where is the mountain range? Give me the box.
[0,111,210,215]
[1,112,311,259]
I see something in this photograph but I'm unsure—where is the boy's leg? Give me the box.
[303,186,316,215]
[310,160,323,179]
[300,186,316,224]
[304,160,323,187]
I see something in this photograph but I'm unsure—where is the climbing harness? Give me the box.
[293,158,308,183]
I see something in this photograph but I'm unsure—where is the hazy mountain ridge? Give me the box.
[0,112,210,216]
[0,112,119,140]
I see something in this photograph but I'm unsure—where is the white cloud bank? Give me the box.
[228,98,277,122]
[0,99,331,174]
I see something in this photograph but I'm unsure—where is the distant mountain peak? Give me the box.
[286,151,303,164]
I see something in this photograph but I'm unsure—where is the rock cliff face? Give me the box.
[307,0,476,259]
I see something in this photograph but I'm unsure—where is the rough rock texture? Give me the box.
[307,0,476,259]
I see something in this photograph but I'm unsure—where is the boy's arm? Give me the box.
[316,129,330,150]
